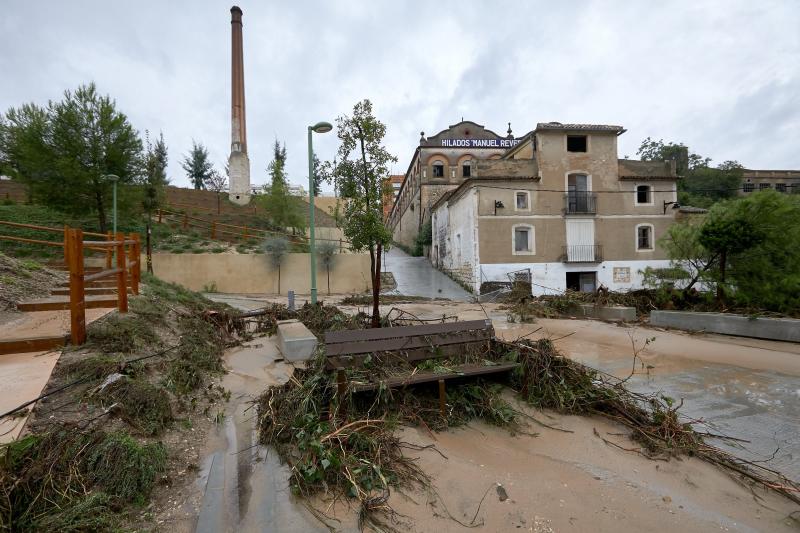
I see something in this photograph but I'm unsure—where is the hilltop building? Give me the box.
[740,169,800,194]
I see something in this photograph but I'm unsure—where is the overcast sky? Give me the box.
[2,1,798,192]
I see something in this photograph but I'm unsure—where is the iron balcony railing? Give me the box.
[562,244,603,263]
[564,192,597,214]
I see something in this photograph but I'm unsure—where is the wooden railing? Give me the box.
[157,208,308,245]
[0,220,140,346]
[66,229,140,344]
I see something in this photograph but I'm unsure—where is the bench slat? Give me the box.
[350,362,519,392]
[325,329,493,357]
[326,341,490,369]
[324,319,492,345]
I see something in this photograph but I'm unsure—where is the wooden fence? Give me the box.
[157,208,348,249]
[0,220,140,345]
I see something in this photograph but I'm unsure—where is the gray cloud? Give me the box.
[1,0,798,192]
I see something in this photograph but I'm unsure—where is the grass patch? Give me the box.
[87,313,159,354]
[0,426,166,531]
[99,378,173,436]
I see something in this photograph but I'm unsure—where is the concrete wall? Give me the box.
[479,259,673,295]
[433,189,478,287]
[650,311,800,343]
[149,252,372,295]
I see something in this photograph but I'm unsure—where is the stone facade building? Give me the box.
[387,121,521,247]
[428,122,683,295]
[740,169,800,195]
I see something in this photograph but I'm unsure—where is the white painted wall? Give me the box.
[479,259,673,295]
[433,190,477,277]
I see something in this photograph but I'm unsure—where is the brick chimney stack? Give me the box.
[228,5,251,205]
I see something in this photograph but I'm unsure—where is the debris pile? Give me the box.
[258,333,800,529]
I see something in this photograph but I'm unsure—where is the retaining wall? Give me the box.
[145,252,372,295]
[650,311,800,343]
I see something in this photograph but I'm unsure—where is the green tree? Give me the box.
[0,83,144,232]
[636,138,742,208]
[311,154,327,197]
[327,99,397,327]
[143,131,169,273]
[259,140,304,233]
[181,140,213,190]
[660,191,800,312]
[317,241,337,295]
[263,236,289,294]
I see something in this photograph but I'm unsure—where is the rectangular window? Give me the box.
[462,164,471,177]
[567,135,587,152]
[742,182,754,193]
[636,185,651,204]
[637,226,652,250]
[759,183,771,190]
[433,164,444,177]
[514,227,531,252]
[515,192,529,210]
[776,183,787,193]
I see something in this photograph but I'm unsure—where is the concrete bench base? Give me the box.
[650,311,800,343]
[578,304,637,322]
[276,319,318,362]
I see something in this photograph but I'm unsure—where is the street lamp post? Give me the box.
[102,174,121,258]
[307,122,333,304]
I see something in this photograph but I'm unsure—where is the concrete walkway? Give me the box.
[0,309,112,443]
[383,247,473,301]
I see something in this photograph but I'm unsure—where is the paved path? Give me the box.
[383,248,473,301]
[0,309,112,443]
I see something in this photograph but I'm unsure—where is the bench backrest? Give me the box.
[324,319,494,369]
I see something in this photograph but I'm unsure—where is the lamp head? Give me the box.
[311,121,333,134]
[103,174,120,183]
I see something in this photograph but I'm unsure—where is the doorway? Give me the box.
[566,271,597,293]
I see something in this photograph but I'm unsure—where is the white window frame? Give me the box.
[512,224,535,255]
[634,183,654,206]
[514,190,530,211]
[635,223,655,252]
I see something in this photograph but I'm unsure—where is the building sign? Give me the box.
[440,138,521,148]
[613,267,631,283]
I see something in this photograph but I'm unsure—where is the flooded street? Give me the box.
[201,295,800,531]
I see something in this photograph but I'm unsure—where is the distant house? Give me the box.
[740,170,800,195]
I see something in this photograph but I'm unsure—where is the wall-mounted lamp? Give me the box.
[494,200,505,216]
[663,200,681,214]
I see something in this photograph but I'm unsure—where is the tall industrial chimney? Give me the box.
[228,5,251,205]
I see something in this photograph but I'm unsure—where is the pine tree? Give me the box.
[181,140,213,190]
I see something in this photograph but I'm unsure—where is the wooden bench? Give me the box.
[324,319,519,415]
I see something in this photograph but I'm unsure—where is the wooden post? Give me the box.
[157,208,163,223]
[127,233,139,295]
[67,228,86,345]
[63,225,69,262]
[438,379,447,417]
[105,231,113,269]
[211,221,217,240]
[243,224,248,241]
[115,232,128,313]
[182,213,188,230]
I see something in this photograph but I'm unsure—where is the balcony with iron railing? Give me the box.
[564,192,597,214]
[562,244,603,263]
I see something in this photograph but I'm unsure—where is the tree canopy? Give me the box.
[660,190,800,313]
[181,141,213,190]
[327,99,397,326]
[636,137,743,208]
[0,83,144,232]
[258,140,304,233]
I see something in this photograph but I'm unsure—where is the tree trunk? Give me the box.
[327,266,331,295]
[146,217,153,274]
[371,242,382,328]
[96,189,107,233]
[278,265,281,295]
[716,249,727,302]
